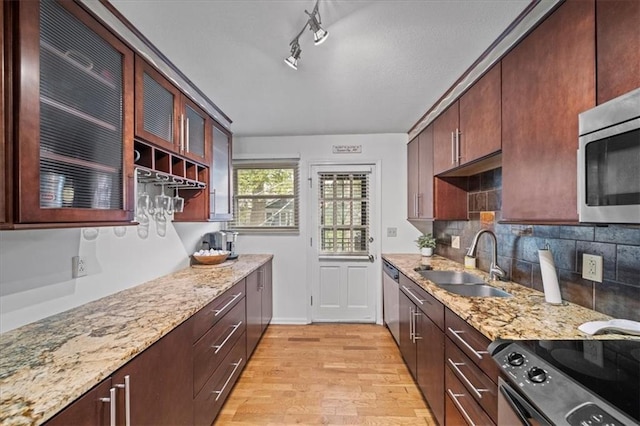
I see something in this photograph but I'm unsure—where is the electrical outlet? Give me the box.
[451,235,461,249]
[582,254,603,282]
[386,227,397,237]
[72,256,87,278]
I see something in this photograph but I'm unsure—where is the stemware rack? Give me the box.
[135,167,206,190]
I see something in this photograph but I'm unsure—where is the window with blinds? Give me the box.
[39,0,124,209]
[231,161,299,233]
[318,172,370,255]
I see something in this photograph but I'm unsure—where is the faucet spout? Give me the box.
[466,229,506,281]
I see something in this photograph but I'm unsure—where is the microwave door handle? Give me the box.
[500,382,553,426]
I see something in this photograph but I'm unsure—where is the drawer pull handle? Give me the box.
[447,388,477,426]
[213,358,243,401]
[447,327,488,360]
[114,375,131,426]
[99,387,117,426]
[212,321,243,354]
[212,292,243,317]
[402,285,424,305]
[447,358,489,399]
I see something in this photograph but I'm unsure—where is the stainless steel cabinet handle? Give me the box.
[413,193,418,217]
[412,310,422,342]
[447,388,477,426]
[447,358,489,399]
[416,193,421,217]
[447,327,488,360]
[114,375,131,426]
[402,285,424,305]
[451,131,455,165]
[212,321,243,354]
[211,188,217,215]
[455,128,461,164]
[179,115,184,153]
[185,117,190,153]
[99,388,117,426]
[409,306,414,341]
[212,292,243,317]
[213,358,243,401]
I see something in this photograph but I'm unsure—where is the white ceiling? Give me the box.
[110,0,530,137]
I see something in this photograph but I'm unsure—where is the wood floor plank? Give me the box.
[215,324,436,425]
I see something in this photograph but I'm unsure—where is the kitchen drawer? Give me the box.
[193,300,246,396]
[445,308,498,381]
[192,280,245,342]
[399,273,444,330]
[445,365,495,426]
[446,337,498,422]
[194,333,247,426]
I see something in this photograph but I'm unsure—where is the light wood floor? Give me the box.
[215,324,436,425]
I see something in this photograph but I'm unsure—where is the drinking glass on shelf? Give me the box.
[173,187,184,213]
[154,182,173,215]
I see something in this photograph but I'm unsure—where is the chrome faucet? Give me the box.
[466,229,506,281]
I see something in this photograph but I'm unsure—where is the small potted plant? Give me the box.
[415,233,437,257]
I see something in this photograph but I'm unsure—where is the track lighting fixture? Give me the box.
[284,0,328,70]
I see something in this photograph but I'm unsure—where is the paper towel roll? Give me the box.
[538,249,562,304]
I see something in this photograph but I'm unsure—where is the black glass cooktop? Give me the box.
[521,339,640,423]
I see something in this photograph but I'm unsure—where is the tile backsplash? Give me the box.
[434,168,640,321]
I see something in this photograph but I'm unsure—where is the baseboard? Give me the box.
[270,317,310,325]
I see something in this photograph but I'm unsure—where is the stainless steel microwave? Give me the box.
[578,88,640,223]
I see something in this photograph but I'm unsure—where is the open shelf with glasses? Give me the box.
[134,139,209,221]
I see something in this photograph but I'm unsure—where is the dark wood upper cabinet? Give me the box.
[501,0,595,222]
[459,63,501,164]
[1,1,7,226]
[596,0,640,104]
[433,102,460,175]
[135,56,210,165]
[407,127,434,220]
[14,0,135,224]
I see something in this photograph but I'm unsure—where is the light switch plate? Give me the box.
[582,254,603,282]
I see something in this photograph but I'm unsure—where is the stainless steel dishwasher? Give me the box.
[382,260,400,345]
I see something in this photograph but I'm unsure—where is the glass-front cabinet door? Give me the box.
[183,97,210,164]
[210,124,232,221]
[16,0,134,224]
[135,56,210,165]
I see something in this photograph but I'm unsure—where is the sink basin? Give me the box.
[437,284,512,298]
[417,270,485,285]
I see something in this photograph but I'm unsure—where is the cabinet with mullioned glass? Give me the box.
[135,56,210,166]
[13,0,135,225]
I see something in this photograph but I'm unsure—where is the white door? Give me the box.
[309,164,378,322]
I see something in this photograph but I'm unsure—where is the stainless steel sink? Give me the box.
[417,269,511,298]
[417,270,485,285]
[437,284,512,298]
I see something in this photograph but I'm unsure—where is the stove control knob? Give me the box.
[507,352,525,366]
[528,367,547,383]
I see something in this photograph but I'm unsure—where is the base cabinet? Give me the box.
[246,260,273,357]
[45,259,273,426]
[45,379,113,426]
[399,274,445,425]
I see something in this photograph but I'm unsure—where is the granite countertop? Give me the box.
[0,254,272,426]
[383,254,634,341]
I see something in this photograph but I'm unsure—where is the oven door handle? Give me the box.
[499,380,553,426]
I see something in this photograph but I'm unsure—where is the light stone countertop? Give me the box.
[382,254,636,341]
[0,254,272,426]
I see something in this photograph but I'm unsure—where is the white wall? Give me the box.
[0,220,222,333]
[0,133,425,333]
[233,133,425,324]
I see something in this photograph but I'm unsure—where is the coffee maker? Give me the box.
[201,231,238,259]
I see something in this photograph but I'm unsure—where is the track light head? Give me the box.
[284,39,302,70]
[284,0,328,70]
[306,11,328,45]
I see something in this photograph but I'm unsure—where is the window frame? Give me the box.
[230,160,300,235]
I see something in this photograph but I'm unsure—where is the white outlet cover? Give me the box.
[451,236,460,249]
[582,253,603,282]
